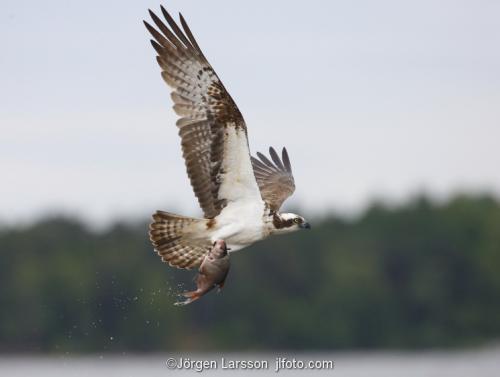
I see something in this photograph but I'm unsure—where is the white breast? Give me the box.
[210,197,267,251]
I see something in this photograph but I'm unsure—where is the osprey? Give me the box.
[144,7,310,270]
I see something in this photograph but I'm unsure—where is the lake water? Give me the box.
[1,347,499,376]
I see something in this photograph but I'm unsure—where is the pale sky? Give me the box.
[1,0,500,226]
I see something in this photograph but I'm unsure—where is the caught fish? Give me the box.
[175,239,230,306]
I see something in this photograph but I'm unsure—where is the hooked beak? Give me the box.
[300,222,311,230]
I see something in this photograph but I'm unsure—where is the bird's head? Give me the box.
[272,212,311,234]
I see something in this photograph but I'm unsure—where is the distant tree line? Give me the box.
[0,194,499,353]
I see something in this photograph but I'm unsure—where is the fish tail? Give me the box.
[174,290,201,306]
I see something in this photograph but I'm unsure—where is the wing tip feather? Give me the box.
[282,147,292,172]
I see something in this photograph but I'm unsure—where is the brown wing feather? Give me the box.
[252,147,296,211]
[144,7,245,219]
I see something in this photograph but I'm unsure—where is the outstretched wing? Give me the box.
[144,7,261,219]
[251,147,296,211]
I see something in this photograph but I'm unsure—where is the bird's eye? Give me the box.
[293,218,301,224]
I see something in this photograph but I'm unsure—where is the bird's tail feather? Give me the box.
[149,211,210,269]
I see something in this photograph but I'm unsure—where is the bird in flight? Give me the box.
[144,6,311,270]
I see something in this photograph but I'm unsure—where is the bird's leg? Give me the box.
[217,282,225,293]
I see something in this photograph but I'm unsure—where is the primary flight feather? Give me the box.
[144,6,310,270]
